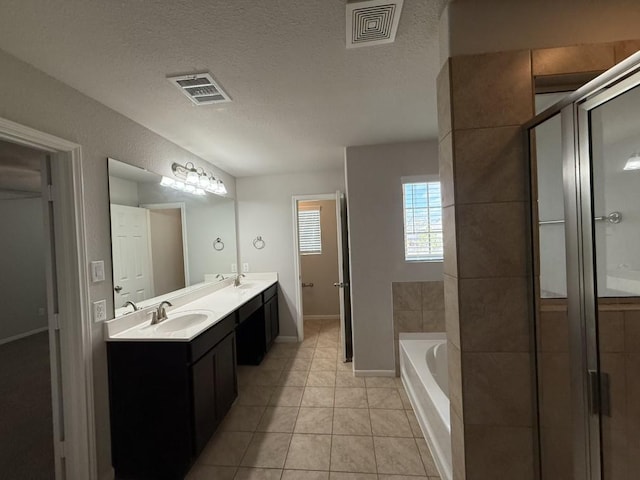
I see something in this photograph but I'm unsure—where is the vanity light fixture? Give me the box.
[624,152,640,170]
[169,162,228,196]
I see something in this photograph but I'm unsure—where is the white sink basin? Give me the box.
[153,311,212,333]
[235,283,255,290]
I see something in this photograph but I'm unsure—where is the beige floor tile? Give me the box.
[367,388,403,409]
[406,411,424,438]
[292,348,316,359]
[393,377,404,388]
[284,433,332,470]
[397,387,413,410]
[314,348,338,359]
[198,431,253,466]
[246,369,283,387]
[269,387,304,407]
[268,344,298,359]
[334,388,368,408]
[278,369,309,387]
[365,377,397,389]
[335,373,365,388]
[301,387,335,407]
[220,406,266,432]
[283,470,329,480]
[241,432,292,469]
[332,408,372,436]
[234,467,283,480]
[294,407,334,434]
[415,437,440,476]
[336,361,354,372]
[256,406,299,433]
[186,464,237,479]
[374,437,425,476]
[287,357,313,371]
[329,474,377,480]
[260,356,290,371]
[317,338,339,349]
[237,386,275,406]
[378,476,428,480]
[369,409,412,437]
[311,357,337,371]
[307,370,337,387]
[330,435,377,473]
[301,335,319,348]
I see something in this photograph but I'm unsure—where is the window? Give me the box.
[402,179,443,262]
[298,207,322,255]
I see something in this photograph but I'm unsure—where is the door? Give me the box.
[335,191,353,362]
[110,204,154,306]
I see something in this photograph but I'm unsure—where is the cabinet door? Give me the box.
[264,301,273,347]
[191,348,217,455]
[270,295,279,340]
[215,332,237,417]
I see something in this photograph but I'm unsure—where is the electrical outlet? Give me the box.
[91,260,105,282]
[242,263,249,273]
[93,300,107,322]
[231,263,237,273]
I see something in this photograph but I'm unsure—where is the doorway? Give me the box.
[292,192,353,362]
[528,52,640,479]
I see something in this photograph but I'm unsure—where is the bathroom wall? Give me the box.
[345,140,442,374]
[0,47,236,479]
[299,199,340,318]
[236,171,345,339]
[392,281,445,374]
[0,197,47,342]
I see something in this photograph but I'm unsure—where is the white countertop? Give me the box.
[104,273,278,342]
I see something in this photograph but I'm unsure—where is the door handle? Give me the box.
[333,282,349,288]
[302,283,314,288]
[114,285,123,293]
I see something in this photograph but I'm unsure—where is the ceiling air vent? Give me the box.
[167,73,231,105]
[346,0,403,49]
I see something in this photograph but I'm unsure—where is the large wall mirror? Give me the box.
[108,158,238,316]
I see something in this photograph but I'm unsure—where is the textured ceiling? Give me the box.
[0,0,443,177]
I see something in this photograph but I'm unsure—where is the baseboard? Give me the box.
[353,369,396,377]
[303,314,340,320]
[0,326,48,346]
[275,335,299,343]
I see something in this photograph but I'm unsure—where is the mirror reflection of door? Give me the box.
[147,207,186,296]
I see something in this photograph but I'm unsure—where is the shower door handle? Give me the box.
[114,285,123,293]
[333,282,348,288]
[588,370,611,417]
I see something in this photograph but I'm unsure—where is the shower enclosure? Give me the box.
[528,52,640,480]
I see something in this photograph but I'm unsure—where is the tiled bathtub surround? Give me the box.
[392,281,445,374]
[438,40,640,479]
[188,318,442,480]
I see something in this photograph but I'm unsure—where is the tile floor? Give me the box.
[188,318,441,480]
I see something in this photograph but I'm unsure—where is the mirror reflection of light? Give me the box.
[624,152,640,170]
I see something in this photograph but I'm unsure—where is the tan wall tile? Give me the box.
[539,427,573,479]
[443,205,458,277]
[422,281,445,311]
[624,310,640,352]
[451,50,533,130]
[600,353,627,433]
[459,276,530,352]
[602,426,629,480]
[462,352,532,427]
[392,282,422,311]
[394,310,422,333]
[439,132,455,208]
[533,44,615,76]
[614,40,640,64]
[437,59,452,141]
[448,341,463,419]
[464,425,534,480]
[598,311,625,352]
[450,407,466,480]
[454,126,526,204]
[539,310,569,353]
[423,309,445,332]
[457,202,528,278]
[444,274,460,348]
[539,353,571,429]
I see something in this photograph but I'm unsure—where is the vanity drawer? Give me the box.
[238,295,262,324]
[263,284,277,302]
[189,312,236,363]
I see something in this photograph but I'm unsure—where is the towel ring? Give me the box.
[213,238,224,251]
[253,236,265,250]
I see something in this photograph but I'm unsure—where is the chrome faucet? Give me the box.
[234,274,245,287]
[216,273,226,281]
[123,301,138,312]
[151,301,173,325]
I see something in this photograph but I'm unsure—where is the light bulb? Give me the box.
[173,181,185,191]
[624,152,640,171]
[194,188,206,196]
[186,169,199,184]
[184,184,196,193]
[199,175,211,188]
[160,176,174,187]
[216,180,227,195]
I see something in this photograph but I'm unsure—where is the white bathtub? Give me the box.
[399,332,451,480]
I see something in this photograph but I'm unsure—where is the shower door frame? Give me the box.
[526,50,640,480]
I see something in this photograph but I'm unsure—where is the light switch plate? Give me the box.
[242,263,249,273]
[231,263,237,273]
[93,300,107,322]
[91,261,105,282]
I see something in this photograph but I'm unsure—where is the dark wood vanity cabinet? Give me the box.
[236,285,279,364]
[107,313,237,480]
[264,285,279,348]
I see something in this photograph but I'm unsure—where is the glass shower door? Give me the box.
[582,80,640,480]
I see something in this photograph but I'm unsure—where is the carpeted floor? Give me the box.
[0,331,55,479]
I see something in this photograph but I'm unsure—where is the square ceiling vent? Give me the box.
[167,72,231,105]
[346,0,404,49]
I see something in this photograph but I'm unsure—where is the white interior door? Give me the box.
[110,204,154,306]
[335,191,353,362]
